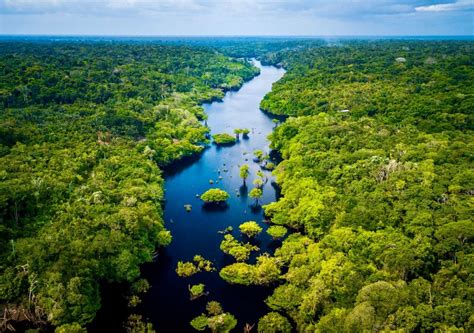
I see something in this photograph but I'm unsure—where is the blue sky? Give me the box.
[0,0,473,36]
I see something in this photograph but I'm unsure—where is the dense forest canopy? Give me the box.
[0,42,258,331]
[0,36,326,59]
[251,40,473,332]
[0,37,473,332]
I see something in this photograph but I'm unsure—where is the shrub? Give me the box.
[266,226,288,240]
[200,188,230,203]
[213,133,236,145]
[239,221,263,238]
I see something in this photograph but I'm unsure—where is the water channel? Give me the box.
[94,60,286,332]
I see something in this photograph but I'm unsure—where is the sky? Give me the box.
[0,0,473,36]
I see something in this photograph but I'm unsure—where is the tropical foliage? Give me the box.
[257,40,474,331]
[212,133,236,145]
[219,255,281,286]
[219,234,259,262]
[0,41,258,330]
[266,226,288,240]
[2,37,473,332]
[200,189,230,203]
[239,221,263,238]
[190,301,237,333]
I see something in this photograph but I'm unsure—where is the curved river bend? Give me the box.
[94,61,285,332]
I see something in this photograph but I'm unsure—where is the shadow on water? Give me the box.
[239,184,248,198]
[259,108,288,122]
[163,151,206,177]
[271,181,283,200]
[201,202,230,212]
[267,240,284,252]
[88,282,129,332]
[269,149,283,164]
[214,142,237,149]
[249,204,263,214]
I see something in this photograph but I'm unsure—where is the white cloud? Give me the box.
[1,0,473,35]
[1,0,205,14]
[1,0,458,17]
[415,0,473,12]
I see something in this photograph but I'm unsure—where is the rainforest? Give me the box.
[0,36,473,333]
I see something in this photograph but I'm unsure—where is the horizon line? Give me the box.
[1,34,473,38]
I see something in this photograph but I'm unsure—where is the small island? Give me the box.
[239,221,262,238]
[200,188,230,204]
[212,133,237,145]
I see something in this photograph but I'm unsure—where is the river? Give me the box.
[93,60,285,332]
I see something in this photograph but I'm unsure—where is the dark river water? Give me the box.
[92,60,285,332]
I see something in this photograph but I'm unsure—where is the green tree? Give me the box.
[124,314,155,333]
[200,189,230,204]
[253,178,264,189]
[254,150,265,161]
[212,133,236,145]
[55,323,87,333]
[206,301,223,316]
[249,187,263,205]
[190,302,237,333]
[241,128,250,138]
[239,221,263,238]
[176,256,214,277]
[219,255,280,286]
[220,234,258,262]
[234,128,242,139]
[240,164,250,185]
[435,220,474,260]
[266,226,287,240]
[189,284,207,300]
[219,263,255,285]
[257,312,292,333]
[176,261,199,278]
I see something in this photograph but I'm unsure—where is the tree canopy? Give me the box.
[212,133,236,145]
[200,189,230,203]
[1,37,472,332]
[0,41,258,330]
[256,40,474,332]
[239,221,263,238]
